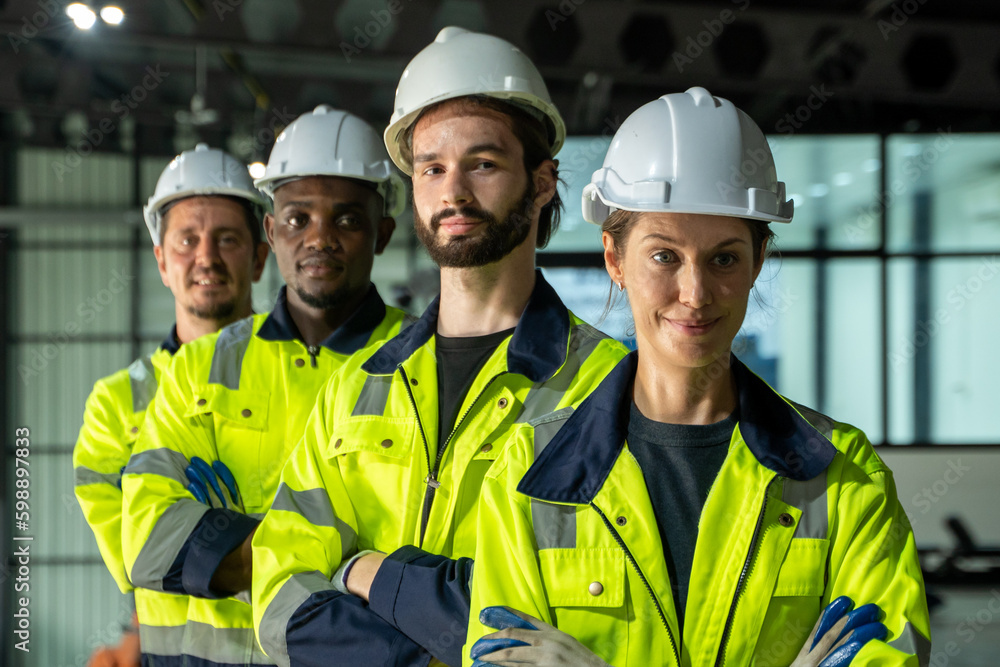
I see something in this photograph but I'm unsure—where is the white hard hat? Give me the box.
[384,26,566,175]
[583,87,793,226]
[143,143,266,246]
[255,104,405,217]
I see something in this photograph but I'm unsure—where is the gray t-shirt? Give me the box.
[626,402,737,633]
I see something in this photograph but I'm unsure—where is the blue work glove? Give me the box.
[470,606,611,667]
[791,596,888,667]
[184,457,244,513]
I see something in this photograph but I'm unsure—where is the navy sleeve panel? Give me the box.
[287,589,431,667]
[180,508,259,598]
[367,545,474,666]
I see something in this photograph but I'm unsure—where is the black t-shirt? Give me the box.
[626,402,737,633]
[434,328,515,449]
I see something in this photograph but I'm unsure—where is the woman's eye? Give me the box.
[715,253,738,267]
[652,251,674,264]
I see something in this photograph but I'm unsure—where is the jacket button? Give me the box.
[130,426,139,434]
[295,358,305,368]
[241,409,252,418]
[381,439,393,448]
[616,515,627,526]
[588,581,604,596]
[334,438,342,449]
[410,377,419,386]
[497,397,508,409]
[197,398,207,406]
[778,513,795,527]
[480,443,493,453]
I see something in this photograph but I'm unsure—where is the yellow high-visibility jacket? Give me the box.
[466,353,931,666]
[122,286,408,667]
[74,330,190,665]
[252,271,628,667]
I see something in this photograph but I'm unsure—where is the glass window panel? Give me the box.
[541,267,633,346]
[768,135,882,250]
[17,248,131,337]
[889,258,1000,444]
[887,134,1000,252]
[543,135,611,252]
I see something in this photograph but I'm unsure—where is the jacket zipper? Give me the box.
[592,502,680,667]
[416,372,506,546]
[713,476,778,667]
[306,345,319,368]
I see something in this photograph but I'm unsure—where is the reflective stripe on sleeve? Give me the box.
[74,465,122,488]
[887,622,931,666]
[138,623,186,659]
[781,474,828,540]
[130,500,208,591]
[208,318,254,390]
[183,620,274,665]
[128,356,158,413]
[125,447,190,485]
[270,483,357,560]
[258,571,336,667]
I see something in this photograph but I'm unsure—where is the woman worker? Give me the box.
[464,88,930,666]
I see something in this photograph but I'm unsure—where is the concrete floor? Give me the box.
[926,586,1000,666]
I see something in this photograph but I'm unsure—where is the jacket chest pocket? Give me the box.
[755,538,830,666]
[185,387,269,508]
[328,417,418,547]
[539,549,627,664]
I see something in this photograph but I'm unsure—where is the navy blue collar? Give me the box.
[160,325,181,356]
[517,351,837,504]
[257,284,388,355]
[362,269,570,382]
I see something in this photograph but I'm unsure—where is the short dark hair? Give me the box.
[402,95,562,249]
[161,195,263,247]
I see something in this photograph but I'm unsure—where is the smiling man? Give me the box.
[121,106,409,667]
[251,27,627,667]
[74,143,268,667]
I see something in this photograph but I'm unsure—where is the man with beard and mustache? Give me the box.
[121,107,410,667]
[252,27,627,667]
[75,143,269,667]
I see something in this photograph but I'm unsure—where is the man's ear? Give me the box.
[153,245,169,287]
[375,217,396,255]
[531,159,558,210]
[263,213,276,249]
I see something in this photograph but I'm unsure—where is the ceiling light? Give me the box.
[248,162,266,179]
[66,3,97,29]
[833,172,853,187]
[808,183,830,198]
[100,6,125,25]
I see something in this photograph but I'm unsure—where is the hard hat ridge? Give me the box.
[582,87,793,226]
